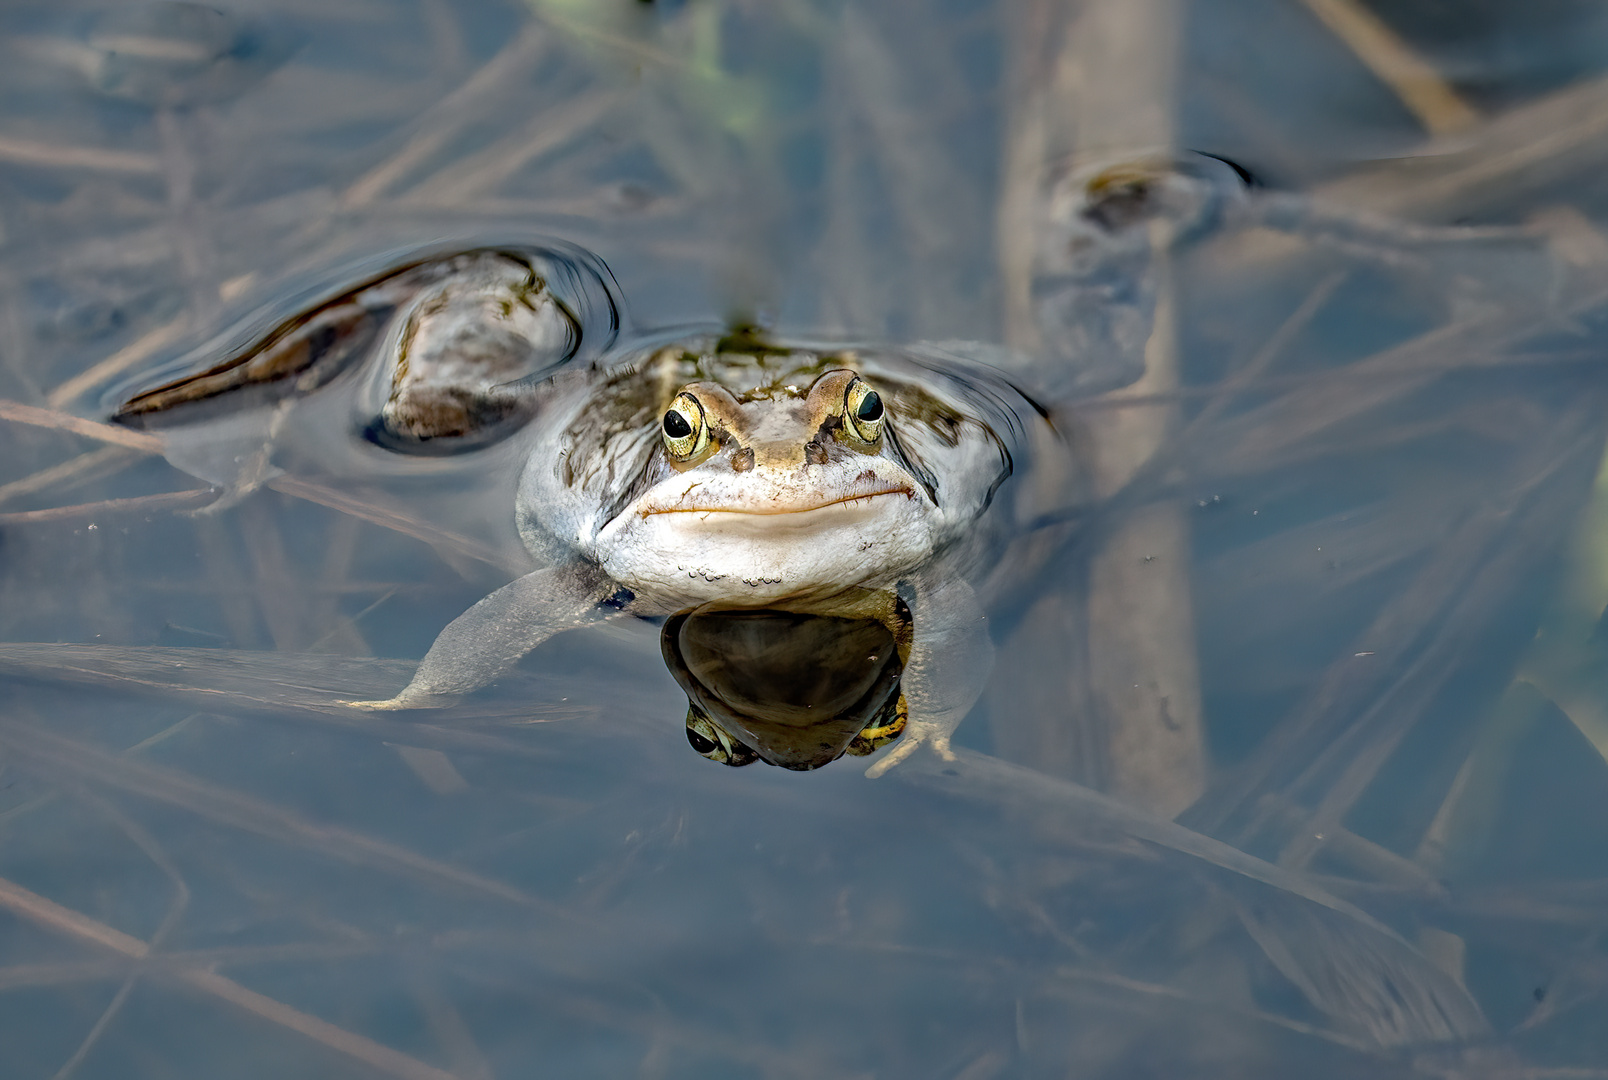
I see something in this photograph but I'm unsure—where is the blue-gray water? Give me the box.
[2,1,1608,1077]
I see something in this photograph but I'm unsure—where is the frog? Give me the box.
[111,243,1073,773]
[345,328,1058,775]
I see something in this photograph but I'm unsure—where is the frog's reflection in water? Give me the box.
[660,605,911,770]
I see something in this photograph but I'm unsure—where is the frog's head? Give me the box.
[592,364,942,604]
[522,337,1024,605]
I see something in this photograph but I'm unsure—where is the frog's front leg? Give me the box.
[865,574,994,778]
[348,562,624,709]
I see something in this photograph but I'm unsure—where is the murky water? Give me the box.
[3,1,1608,1077]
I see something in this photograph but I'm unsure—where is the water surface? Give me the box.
[2,1,1607,1077]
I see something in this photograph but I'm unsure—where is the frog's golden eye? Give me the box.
[686,708,758,766]
[662,392,710,459]
[841,378,885,444]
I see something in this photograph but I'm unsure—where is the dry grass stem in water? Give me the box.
[998,0,1205,816]
[1296,0,1480,135]
[0,874,464,1080]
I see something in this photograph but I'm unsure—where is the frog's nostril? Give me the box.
[806,442,829,465]
[731,447,755,473]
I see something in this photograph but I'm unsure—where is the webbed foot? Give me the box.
[865,575,989,778]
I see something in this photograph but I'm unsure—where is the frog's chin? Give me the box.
[594,474,937,607]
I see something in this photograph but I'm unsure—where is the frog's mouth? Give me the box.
[640,485,915,518]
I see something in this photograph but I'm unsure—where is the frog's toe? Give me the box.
[864,736,922,778]
[342,688,456,711]
[863,723,959,778]
[342,696,407,711]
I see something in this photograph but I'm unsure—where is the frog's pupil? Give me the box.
[687,728,717,755]
[663,410,692,439]
[856,392,883,423]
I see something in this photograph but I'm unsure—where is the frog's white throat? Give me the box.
[593,460,939,607]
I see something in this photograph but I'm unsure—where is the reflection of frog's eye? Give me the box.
[686,707,759,766]
[847,694,908,757]
[662,393,710,459]
[842,379,884,444]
